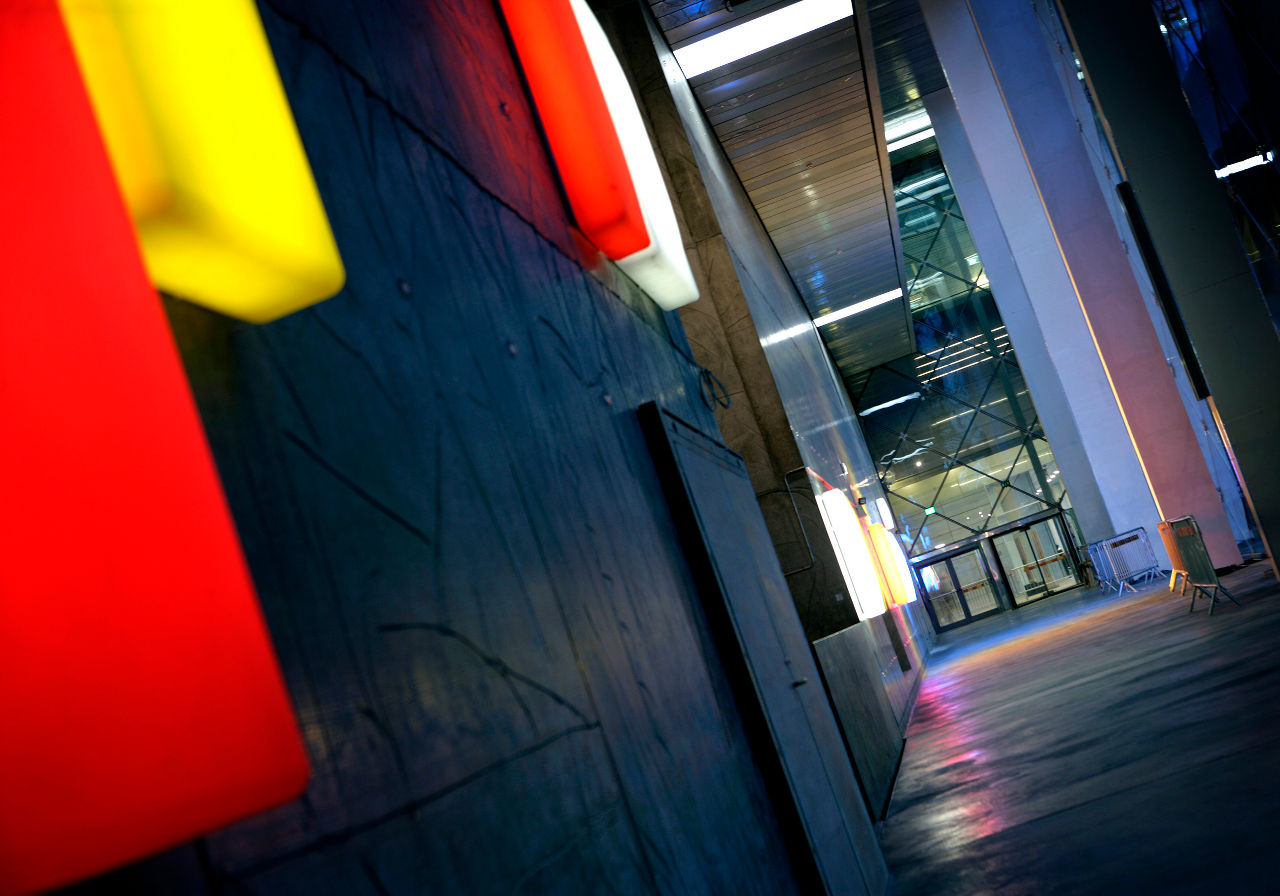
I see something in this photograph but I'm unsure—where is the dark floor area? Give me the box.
[879,562,1280,895]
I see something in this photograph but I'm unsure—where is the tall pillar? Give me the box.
[1055,0,1280,575]
[923,88,1111,547]
[919,0,1241,565]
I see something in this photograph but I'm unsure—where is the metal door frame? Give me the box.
[911,546,1002,633]
[985,513,1084,607]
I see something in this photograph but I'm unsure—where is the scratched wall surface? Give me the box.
[55,1,803,893]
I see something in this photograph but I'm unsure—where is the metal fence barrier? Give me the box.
[1086,527,1162,593]
[1157,515,1240,614]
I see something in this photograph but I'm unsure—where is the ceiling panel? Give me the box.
[648,0,916,376]
[868,0,946,113]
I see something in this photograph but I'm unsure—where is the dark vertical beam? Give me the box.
[1057,0,1280,575]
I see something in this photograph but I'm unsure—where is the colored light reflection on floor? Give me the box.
[0,8,308,894]
[896,592,1150,865]
[905,674,1009,859]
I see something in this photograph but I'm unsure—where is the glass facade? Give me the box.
[849,133,1070,557]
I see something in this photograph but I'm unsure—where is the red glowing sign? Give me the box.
[0,8,308,895]
[498,0,647,259]
[497,0,699,309]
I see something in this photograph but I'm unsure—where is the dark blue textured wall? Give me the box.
[57,1,802,893]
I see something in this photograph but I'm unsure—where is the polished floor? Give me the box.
[879,561,1280,895]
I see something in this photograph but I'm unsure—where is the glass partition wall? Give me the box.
[852,122,1085,626]
[852,138,1070,556]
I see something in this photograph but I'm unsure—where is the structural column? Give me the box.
[1056,0,1280,574]
[919,0,1241,565]
[923,87,1112,550]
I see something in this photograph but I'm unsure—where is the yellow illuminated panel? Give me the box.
[869,522,918,606]
[60,0,344,322]
[816,489,887,619]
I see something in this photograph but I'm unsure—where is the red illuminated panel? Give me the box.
[0,8,308,895]
[498,0,698,309]
[497,0,648,259]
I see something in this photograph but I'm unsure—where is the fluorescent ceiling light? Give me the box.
[1215,151,1272,178]
[858,392,920,416]
[886,127,935,153]
[884,108,931,143]
[814,287,903,326]
[673,0,853,79]
[896,171,946,193]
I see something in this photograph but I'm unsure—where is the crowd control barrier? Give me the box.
[1085,527,1162,593]
[1157,515,1240,615]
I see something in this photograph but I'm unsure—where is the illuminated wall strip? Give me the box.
[499,0,698,310]
[495,0,645,259]
[60,0,345,322]
[1,10,309,893]
[673,0,853,78]
[869,523,918,605]
[816,489,888,619]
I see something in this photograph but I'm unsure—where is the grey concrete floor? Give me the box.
[878,561,1280,895]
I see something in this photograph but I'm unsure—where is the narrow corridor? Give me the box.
[880,563,1280,895]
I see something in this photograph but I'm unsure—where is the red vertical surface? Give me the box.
[0,7,309,894]
[496,0,650,259]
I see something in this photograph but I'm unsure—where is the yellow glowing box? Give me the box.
[869,522,918,607]
[816,488,887,620]
[60,0,344,322]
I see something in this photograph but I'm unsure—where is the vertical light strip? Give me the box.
[870,523,918,605]
[816,489,888,619]
[566,0,698,308]
[495,0,648,259]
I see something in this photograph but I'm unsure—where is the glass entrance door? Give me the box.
[991,515,1082,606]
[916,548,1000,632]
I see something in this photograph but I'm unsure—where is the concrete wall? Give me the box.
[59,1,817,892]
